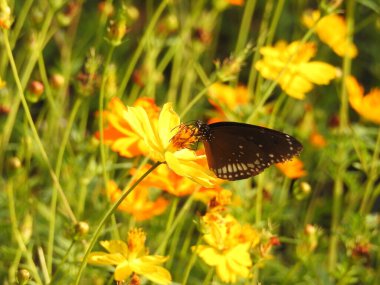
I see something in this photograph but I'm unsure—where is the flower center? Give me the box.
[169,123,200,150]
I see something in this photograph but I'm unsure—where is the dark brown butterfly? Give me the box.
[194,121,303,180]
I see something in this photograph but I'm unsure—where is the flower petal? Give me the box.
[114,260,133,281]
[158,103,181,150]
[100,240,129,256]
[87,252,125,265]
[165,151,217,187]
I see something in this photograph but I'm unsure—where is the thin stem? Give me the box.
[117,0,169,98]
[328,0,356,271]
[99,46,115,189]
[155,193,196,255]
[360,129,380,214]
[179,81,215,120]
[2,30,77,223]
[46,98,83,275]
[182,235,202,285]
[74,161,163,285]
[6,182,43,285]
[234,0,257,54]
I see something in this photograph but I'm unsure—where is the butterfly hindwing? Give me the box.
[202,122,303,181]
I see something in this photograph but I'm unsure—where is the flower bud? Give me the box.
[74,221,90,237]
[27,81,44,102]
[50,73,65,89]
[17,269,31,285]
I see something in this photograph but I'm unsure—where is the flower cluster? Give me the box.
[302,10,357,58]
[255,41,337,99]
[88,228,172,284]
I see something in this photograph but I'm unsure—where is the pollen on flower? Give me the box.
[170,123,200,150]
[128,228,146,253]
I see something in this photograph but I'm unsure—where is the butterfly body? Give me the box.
[195,121,303,180]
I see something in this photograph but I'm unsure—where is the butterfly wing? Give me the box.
[203,122,303,181]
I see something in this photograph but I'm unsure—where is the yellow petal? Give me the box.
[165,151,217,187]
[125,106,163,157]
[129,256,172,285]
[299,62,337,85]
[279,73,313,100]
[114,260,133,281]
[195,245,223,266]
[216,259,236,283]
[87,252,125,265]
[158,103,181,150]
[100,240,129,256]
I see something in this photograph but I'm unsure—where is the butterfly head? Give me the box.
[194,120,212,142]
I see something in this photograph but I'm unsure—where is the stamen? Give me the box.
[170,123,200,150]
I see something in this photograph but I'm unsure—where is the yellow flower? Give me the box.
[208,83,249,117]
[302,10,357,58]
[96,97,156,157]
[193,213,257,283]
[346,76,380,125]
[255,41,337,99]
[88,228,172,284]
[123,102,217,187]
[107,180,169,221]
[276,158,307,179]
[0,77,5,89]
[0,1,12,29]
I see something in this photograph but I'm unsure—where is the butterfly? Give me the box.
[193,121,303,181]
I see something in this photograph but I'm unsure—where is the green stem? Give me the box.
[0,8,56,174]
[74,161,163,285]
[46,98,83,275]
[117,0,169,98]
[234,0,257,54]
[179,82,215,120]
[360,129,380,214]
[6,182,43,285]
[182,234,202,285]
[202,268,215,285]
[99,46,115,188]
[328,0,356,272]
[155,193,195,255]
[2,30,77,224]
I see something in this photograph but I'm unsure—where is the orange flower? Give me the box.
[226,0,244,6]
[107,180,169,221]
[276,158,307,179]
[208,83,249,118]
[346,76,380,125]
[255,41,337,99]
[97,97,159,157]
[302,10,357,58]
[309,130,327,148]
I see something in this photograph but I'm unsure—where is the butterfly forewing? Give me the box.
[202,122,303,181]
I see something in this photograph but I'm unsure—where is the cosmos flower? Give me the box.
[88,228,172,284]
[193,212,258,283]
[96,97,158,157]
[107,180,169,221]
[255,41,337,99]
[98,98,217,187]
[0,77,5,89]
[346,76,380,125]
[302,10,357,58]
[276,157,307,179]
[207,83,250,120]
